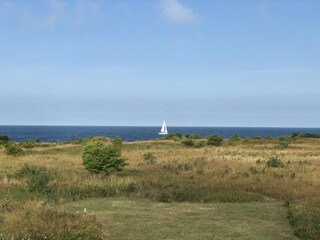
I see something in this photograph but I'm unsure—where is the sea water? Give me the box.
[1,126,320,142]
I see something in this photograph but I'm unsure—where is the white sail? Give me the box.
[159,120,168,135]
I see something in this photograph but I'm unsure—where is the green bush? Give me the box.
[15,164,53,194]
[230,134,241,142]
[0,135,9,142]
[181,139,195,147]
[20,140,35,149]
[143,152,157,164]
[82,139,127,174]
[5,142,23,156]
[165,132,183,140]
[185,134,201,139]
[171,136,181,141]
[112,136,122,146]
[194,140,206,148]
[266,156,284,168]
[279,136,292,149]
[291,132,300,138]
[207,135,223,146]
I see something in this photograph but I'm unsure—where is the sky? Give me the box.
[0,0,319,127]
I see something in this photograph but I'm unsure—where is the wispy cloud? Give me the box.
[160,0,197,24]
[1,0,101,29]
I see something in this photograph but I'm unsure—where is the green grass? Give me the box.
[64,197,297,240]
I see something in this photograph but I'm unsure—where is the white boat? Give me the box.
[159,120,168,135]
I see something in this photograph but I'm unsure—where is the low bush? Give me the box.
[291,132,300,138]
[5,142,23,156]
[165,132,184,140]
[0,135,9,142]
[266,156,284,168]
[181,139,195,147]
[20,139,35,149]
[194,140,206,148]
[278,136,292,149]
[82,139,127,174]
[15,164,53,194]
[112,136,122,146]
[301,133,320,138]
[207,135,223,146]
[185,134,201,139]
[230,134,241,142]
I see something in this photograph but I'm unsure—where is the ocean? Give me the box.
[0,126,320,142]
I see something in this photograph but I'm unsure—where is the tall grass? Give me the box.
[0,138,320,239]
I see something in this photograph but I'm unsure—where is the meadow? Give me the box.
[0,135,319,239]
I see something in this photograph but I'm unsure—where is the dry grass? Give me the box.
[0,137,320,239]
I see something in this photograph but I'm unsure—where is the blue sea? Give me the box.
[1,126,320,142]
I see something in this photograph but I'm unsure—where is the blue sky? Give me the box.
[0,0,319,127]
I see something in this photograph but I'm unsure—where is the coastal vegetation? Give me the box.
[0,134,319,239]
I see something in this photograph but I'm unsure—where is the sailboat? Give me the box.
[159,120,168,135]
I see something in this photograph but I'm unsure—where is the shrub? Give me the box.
[291,132,300,138]
[143,152,157,164]
[230,134,241,142]
[207,135,223,146]
[266,156,284,168]
[171,136,181,141]
[279,136,292,149]
[5,142,23,156]
[181,139,195,147]
[301,133,320,138]
[0,135,9,142]
[15,164,53,194]
[112,136,122,146]
[185,134,201,139]
[82,139,127,174]
[165,132,183,140]
[194,140,206,148]
[20,139,35,149]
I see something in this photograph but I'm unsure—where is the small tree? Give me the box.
[207,135,223,146]
[82,139,126,174]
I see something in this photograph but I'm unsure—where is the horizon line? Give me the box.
[0,124,320,129]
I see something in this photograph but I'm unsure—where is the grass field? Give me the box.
[64,197,297,240]
[0,136,320,239]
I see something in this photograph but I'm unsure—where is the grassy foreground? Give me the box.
[0,136,320,239]
[64,197,297,240]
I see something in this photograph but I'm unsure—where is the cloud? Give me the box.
[160,0,197,23]
[2,0,101,29]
